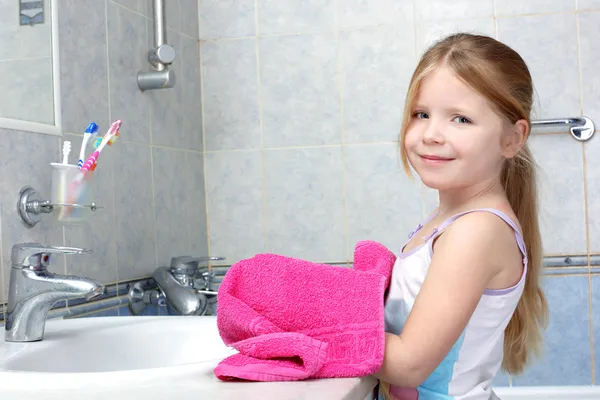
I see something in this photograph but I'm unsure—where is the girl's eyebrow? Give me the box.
[413,104,473,115]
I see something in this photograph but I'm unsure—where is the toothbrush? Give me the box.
[80,120,121,172]
[78,122,99,168]
[62,141,71,165]
[90,127,121,171]
[62,120,122,217]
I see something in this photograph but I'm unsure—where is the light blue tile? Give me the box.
[0,129,62,302]
[495,0,574,16]
[63,134,118,285]
[107,1,150,144]
[579,11,600,133]
[260,33,340,147]
[257,0,335,35]
[585,135,600,253]
[337,0,413,27]
[205,151,265,263]
[112,142,156,280]
[529,134,586,255]
[264,147,346,261]
[166,0,181,31]
[198,0,255,39]
[344,144,422,255]
[144,304,161,316]
[152,148,189,267]
[180,34,203,151]
[82,307,119,318]
[579,0,600,9]
[185,152,209,256]
[179,0,200,39]
[497,13,580,119]
[119,305,133,316]
[112,0,146,15]
[492,370,510,387]
[340,26,415,144]
[512,275,591,386]
[202,39,261,151]
[416,0,494,21]
[58,0,110,134]
[415,18,496,55]
[591,276,600,378]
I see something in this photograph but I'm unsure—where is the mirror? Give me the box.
[0,0,61,135]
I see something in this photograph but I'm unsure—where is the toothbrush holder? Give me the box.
[50,163,96,224]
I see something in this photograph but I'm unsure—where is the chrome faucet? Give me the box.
[5,243,104,342]
[151,256,223,315]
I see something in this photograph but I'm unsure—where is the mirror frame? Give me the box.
[0,0,61,136]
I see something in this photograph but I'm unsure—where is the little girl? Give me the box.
[375,33,548,400]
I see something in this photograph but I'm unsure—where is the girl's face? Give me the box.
[404,66,521,191]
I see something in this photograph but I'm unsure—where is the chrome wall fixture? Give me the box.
[137,0,176,91]
[531,116,595,141]
[17,186,100,227]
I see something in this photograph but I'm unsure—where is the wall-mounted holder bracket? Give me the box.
[17,186,101,227]
[137,0,176,91]
[531,116,595,141]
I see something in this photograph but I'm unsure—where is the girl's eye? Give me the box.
[453,116,471,124]
[414,112,429,119]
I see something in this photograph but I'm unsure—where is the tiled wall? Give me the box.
[0,0,208,315]
[0,0,53,124]
[199,0,600,387]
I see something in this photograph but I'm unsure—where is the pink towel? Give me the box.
[214,240,396,382]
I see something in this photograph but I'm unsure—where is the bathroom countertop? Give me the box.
[1,367,378,400]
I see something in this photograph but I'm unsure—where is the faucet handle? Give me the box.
[11,243,91,270]
[169,256,225,275]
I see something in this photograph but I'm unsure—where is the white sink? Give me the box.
[0,316,237,391]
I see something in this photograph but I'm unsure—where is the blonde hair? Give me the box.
[381,33,548,397]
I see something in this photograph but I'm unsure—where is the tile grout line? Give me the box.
[0,204,4,319]
[145,1,159,273]
[197,9,599,43]
[104,0,122,296]
[492,0,499,38]
[335,0,350,262]
[583,141,594,383]
[254,0,269,254]
[198,38,214,260]
[575,4,595,384]
[178,1,193,256]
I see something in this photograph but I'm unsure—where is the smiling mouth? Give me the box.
[420,155,454,162]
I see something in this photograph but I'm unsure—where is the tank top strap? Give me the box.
[423,208,528,268]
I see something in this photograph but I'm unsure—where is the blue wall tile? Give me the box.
[591,275,600,381]
[119,306,133,317]
[512,275,591,386]
[493,370,510,387]
[82,307,119,318]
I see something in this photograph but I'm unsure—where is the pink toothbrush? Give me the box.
[81,120,122,172]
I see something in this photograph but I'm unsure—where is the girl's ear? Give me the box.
[503,119,528,158]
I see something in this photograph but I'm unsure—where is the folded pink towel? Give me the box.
[214,240,396,382]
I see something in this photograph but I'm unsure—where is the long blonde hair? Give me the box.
[382,33,548,397]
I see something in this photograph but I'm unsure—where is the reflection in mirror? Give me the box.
[0,0,60,135]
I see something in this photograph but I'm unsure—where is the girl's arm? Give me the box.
[374,212,517,387]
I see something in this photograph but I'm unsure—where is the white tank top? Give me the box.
[380,208,527,400]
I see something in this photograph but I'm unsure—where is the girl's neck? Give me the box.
[436,178,505,219]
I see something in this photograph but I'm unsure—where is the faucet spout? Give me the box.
[5,247,104,343]
[152,266,206,315]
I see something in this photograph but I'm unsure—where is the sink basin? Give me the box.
[0,316,236,391]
